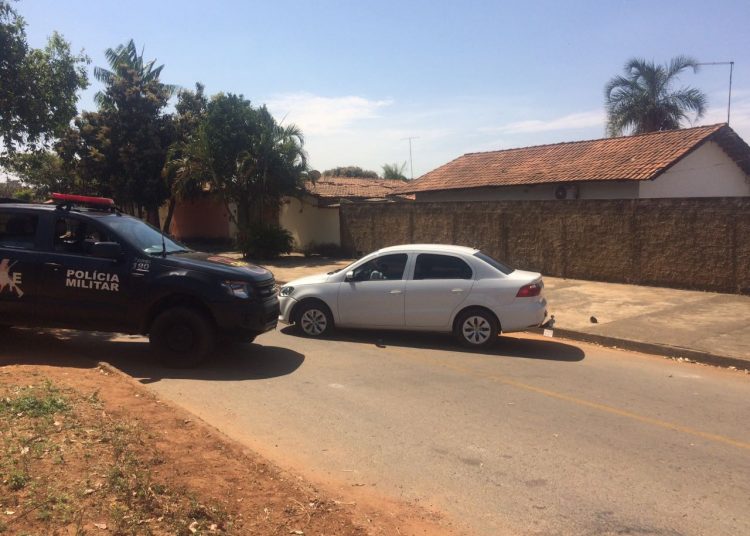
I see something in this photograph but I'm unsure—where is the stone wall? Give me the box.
[339,198,750,294]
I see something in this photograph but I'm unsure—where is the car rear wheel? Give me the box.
[455,308,499,349]
[149,307,215,368]
[294,301,333,337]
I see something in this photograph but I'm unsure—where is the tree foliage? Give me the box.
[381,162,407,180]
[161,83,209,231]
[57,39,175,223]
[322,166,379,178]
[4,149,77,197]
[0,0,89,155]
[605,56,707,137]
[177,93,310,248]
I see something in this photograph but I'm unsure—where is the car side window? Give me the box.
[414,254,473,280]
[351,253,408,282]
[53,216,116,256]
[0,212,39,250]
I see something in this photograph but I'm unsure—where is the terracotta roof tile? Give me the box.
[397,124,750,194]
[305,177,409,199]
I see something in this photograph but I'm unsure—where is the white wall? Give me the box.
[639,141,750,198]
[279,196,341,249]
[415,181,639,202]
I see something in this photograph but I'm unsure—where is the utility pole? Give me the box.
[696,61,735,124]
[401,137,419,180]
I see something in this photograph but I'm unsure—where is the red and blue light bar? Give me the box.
[51,193,115,207]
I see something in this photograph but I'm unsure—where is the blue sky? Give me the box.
[18,0,750,178]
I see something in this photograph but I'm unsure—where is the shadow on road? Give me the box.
[279,326,585,362]
[1,327,305,382]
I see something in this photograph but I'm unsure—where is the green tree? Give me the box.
[0,0,89,156]
[322,166,379,178]
[381,162,407,180]
[161,83,209,232]
[58,39,175,224]
[93,39,177,110]
[605,56,708,136]
[4,149,78,197]
[181,93,310,252]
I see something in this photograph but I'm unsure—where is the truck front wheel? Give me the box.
[149,307,215,368]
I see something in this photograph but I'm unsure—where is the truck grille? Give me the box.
[255,279,277,299]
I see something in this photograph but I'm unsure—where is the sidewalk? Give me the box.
[259,256,750,370]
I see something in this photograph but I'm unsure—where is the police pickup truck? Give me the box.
[0,194,279,367]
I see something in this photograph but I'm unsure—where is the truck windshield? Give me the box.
[102,217,191,255]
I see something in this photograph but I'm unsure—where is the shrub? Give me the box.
[237,224,294,259]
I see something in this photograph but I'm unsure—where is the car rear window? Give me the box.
[474,251,514,275]
[0,212,38,250]
[414,254,473,280]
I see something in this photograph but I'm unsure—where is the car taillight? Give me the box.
[516,283,541,298]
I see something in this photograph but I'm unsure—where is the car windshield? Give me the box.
[474,251,514,275]
[101,217,191,255]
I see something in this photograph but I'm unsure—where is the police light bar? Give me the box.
[51,193,115,207]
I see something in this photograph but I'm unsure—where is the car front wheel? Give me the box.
[149,307,215,368]
[294,301,333,337]
[455,309,499,349]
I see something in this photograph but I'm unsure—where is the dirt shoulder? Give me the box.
[1,333,459,535]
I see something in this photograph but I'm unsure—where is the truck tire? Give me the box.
[149,307,215,368]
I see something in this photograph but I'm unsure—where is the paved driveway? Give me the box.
[25,326,749,536]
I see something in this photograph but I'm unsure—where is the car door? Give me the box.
[36,213,135,330]
[404,253,475,329]
[337,253,410,327]
[0,209,44,324]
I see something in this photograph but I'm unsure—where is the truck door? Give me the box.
[0,209,43,325]
[37,214,134,331]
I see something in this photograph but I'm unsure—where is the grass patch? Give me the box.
[1,378,230,535]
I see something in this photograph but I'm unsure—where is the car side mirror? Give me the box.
[90,241,123,260]
[345,270,355,282]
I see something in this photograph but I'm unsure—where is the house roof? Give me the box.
[396,123,750,194]
[305,176,410,200]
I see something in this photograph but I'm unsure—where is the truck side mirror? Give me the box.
[90,241,123,260]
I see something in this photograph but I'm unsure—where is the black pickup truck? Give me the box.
[0,194,279,367]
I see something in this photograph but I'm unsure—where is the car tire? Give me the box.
[294,301,334,337]
[149,307,215,368]
[454,308,499,349]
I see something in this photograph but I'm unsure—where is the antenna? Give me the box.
[401,137,419,180]
[696,61,735,124]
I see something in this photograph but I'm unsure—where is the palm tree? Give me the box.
[93,39,177,109]
[382,162,407,180]
[605,56,707,136]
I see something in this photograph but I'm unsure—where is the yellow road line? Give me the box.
[402,349,750,452]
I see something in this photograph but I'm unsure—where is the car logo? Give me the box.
[0,259,24,298]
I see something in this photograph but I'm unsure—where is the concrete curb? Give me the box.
[530,327,750,371]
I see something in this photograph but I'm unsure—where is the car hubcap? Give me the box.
[300,309,327,335]
[462,316,491,345]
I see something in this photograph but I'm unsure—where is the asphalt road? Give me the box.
[7,327,750,535]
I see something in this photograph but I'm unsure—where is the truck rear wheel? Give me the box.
[149,307,215,368]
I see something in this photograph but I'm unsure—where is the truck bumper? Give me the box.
[211,296,280,338]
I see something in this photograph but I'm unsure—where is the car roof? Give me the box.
[0,201,126,219]
[376,244,479,255]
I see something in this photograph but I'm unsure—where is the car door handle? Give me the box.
[451,288,464,293]
[389,289,403,294]
[45,262,62,269]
